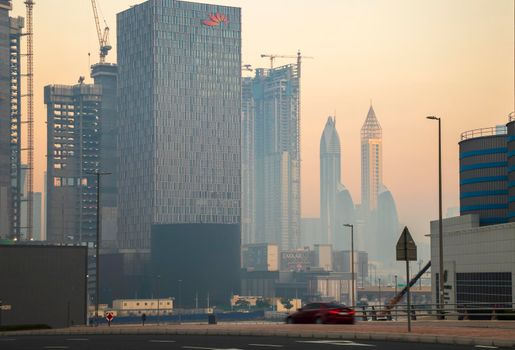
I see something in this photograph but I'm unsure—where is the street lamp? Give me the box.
[157,275,161,325]
[178,279,182,324]
[91,171,111,325]
[426,115,444,319]
[394,275,398,320]
[343,224,355,307]
[378,277,382,312]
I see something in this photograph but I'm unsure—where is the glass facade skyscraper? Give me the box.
[117,0,241,249]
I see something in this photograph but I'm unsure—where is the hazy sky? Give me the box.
[11,0,514,250]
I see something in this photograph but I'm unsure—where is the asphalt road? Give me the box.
[0,335,506,350]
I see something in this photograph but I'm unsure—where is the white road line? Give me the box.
[297,340,375,347]
[66,338,89,341]
[475,346,498,349]
[149,340,177,343]
[182,347,243,350]
[43,347,69,349]
[248,344,284,348]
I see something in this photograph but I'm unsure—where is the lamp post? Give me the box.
[91,171,111,325]
[378,277,382,312]
[178,279,182,324]
[427,116,444,319]
[157,275,161,325]
[343,224,354,307]
[394,275,398,320]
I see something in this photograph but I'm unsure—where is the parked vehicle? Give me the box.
[285,302,355,324]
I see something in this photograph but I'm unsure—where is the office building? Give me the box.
[300,217,321,248]
[508,116,515,222]
[117,0,241,250]
[313,244,333,271]
[242,243,279,271]
[280,247,312,272]
[91,63,118,244]
[45,83,102,243]
[320,116,355,249]
[459,124,510,225]
[243,65,301,251]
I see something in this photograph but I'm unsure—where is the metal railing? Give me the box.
[461,126,507,141]
[353,302,515,321]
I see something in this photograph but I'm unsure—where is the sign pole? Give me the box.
[405,231,411,333]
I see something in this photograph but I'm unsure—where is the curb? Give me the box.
[1,327,514,348]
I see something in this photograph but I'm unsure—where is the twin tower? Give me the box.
[320,106,399,266]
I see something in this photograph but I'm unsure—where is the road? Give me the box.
[0,335,506,349]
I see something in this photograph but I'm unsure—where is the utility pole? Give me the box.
[343,224,355,307]
[157,275,160,325]
[93,171,111,324]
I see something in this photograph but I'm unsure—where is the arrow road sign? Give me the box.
[396,226,417,261]
[105,311,114,322]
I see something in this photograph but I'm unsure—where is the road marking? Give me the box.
[475,346,498,349]
[297,340,375,347]
[150,340,177,343]
[249,344,283,348]
[66,338,89,341]
[43,347,69,349]
[182,347,244,350]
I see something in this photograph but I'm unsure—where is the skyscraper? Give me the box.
[243,65,301,251]
[359,105,399,268]
[117,0,241,249]
[320,117,355,249]
[361,105,382,214]
[0,0,13,238]
[241,76,255,245]
[45,83,102,243]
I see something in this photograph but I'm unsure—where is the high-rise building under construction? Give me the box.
[242,65,301,251]
[45,83,102,243]
[0,0,23,239]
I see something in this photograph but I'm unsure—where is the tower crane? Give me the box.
[90,0,111,63]
[242,64,253,72]
[260,50,313,76]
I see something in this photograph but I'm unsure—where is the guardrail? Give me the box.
[461,126,507,141]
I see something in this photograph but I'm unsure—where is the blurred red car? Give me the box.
[285,302,355,324]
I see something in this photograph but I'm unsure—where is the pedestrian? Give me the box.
[142,313,146,326]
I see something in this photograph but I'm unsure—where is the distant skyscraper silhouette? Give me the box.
[320,117,355,250]
[361,105,382,214]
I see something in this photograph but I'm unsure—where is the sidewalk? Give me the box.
[2,321,515,347]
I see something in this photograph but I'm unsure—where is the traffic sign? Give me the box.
[105,311,114,322]
[396,226,417,261]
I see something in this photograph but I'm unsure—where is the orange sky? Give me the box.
[10,0,514,249]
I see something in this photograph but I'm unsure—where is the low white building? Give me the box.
[430,215,515,307]
[112,298,173,316]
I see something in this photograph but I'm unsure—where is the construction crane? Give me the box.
[90,0,111,63]
[242,64,253,72]
[24,0,35,240]
[260,50,313,73]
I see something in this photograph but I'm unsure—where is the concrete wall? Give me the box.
[0,245,87,327]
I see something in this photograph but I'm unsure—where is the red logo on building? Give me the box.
[202,12,228,27]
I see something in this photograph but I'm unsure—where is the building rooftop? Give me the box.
[460,126,507,141]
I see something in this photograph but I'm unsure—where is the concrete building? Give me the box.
[45,83,102,244]
[508,116,515,222]
[280,247,313,272]
[117,0,241,250]
[313,244,332,271]
[243,65,301,251]
[241,76,255,245]
[0,2,23,239]
[112,298,173,316]
[320,117,355,250]
[430,215,515,306]
[333,250,368,285]
[242,243,279,271]
[459,126,509,225]
[0,244,88,327]
[91,63,118,245]
[300,217,321,248]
